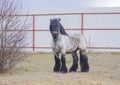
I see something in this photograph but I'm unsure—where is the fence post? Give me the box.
[32,15,35,51]
[81,13,84,34]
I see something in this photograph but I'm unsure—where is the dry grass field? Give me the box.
[0,52,120,85]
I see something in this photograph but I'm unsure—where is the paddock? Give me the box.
[1,0,120,84]
[0,52,120,85]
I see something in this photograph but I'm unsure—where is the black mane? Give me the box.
[59,23,68,35]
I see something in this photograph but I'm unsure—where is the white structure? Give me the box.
[23,8,120,52]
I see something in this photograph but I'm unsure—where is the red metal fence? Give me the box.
[2,12,120,51]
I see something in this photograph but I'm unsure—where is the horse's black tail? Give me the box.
[79,49,89,72]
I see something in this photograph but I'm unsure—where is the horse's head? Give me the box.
[50,18,61,41]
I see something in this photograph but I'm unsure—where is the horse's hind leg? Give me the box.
[69,52,78,72]
[53,54,61,72]
[79,49,89,72]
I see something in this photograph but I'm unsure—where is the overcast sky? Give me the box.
[22,0,120,10]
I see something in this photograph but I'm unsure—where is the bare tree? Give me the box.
[0,0,29,73]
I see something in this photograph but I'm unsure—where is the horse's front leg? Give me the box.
[60,53,68,73]
[53,53,61,72]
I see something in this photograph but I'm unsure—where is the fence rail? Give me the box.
[1,12,120,51]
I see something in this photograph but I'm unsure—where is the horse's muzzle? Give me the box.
[52,32,59,40]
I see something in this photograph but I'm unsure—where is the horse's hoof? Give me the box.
[60,67,68,73]
[69,69,77,72]
[69,67,78,72]
[60,70,67,73]
[81,67,89,72]
[54,70,59,72]
[69,65,78,72]
[53,68,60,72]
[53,64,60,72]
[69,68,77,72]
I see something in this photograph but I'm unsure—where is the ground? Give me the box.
[0,52,120,85]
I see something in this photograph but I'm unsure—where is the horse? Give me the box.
[49,18,89,73]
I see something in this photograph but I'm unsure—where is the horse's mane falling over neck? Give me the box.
[59,23,68,36]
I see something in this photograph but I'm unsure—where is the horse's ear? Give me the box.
[58,18,61,21]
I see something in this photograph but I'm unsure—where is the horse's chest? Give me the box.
[53,42,63,53]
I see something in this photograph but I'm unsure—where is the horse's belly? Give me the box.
[64,39,78,53]
[66,45,78,53]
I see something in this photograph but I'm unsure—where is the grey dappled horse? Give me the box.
[49,18,89,73]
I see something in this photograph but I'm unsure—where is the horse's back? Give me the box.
[69,33,87,50]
